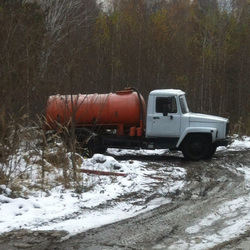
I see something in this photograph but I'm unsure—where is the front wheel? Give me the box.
[204,143,217,159]
[181,135,212,161]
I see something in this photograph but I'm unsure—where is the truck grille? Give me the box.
[226,122,230,136]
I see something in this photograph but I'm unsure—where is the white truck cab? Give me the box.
[146,89,230,160]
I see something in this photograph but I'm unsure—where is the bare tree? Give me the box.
[36,0,99,80]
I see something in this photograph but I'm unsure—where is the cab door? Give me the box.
[150,96,181,137]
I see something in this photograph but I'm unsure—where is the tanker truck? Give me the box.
[45,87,230,160]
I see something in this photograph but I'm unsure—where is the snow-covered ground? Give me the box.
[0,135,249,243]
[0,146,186,237]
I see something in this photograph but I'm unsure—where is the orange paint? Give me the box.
[45,89,146,136]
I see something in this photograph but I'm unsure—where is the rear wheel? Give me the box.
[87,137,106,157]
[182,134,212,160]
[87,139,96,157]
[96,147,107,154]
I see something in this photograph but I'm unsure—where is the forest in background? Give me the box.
[0,0,249,135]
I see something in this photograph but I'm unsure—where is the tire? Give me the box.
[87,138,96,157]
[203,143,217,159]
[96,147,107,154]
[87,137,106,157]
[182,134,212,161]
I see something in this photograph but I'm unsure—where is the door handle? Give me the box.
[153,117,160,119]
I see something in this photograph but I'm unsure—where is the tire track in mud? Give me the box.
[50,150,249,250]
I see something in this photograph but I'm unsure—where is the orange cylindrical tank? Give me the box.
[45,89,146,134]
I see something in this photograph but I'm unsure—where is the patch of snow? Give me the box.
[107,148,170,156]
[217,135,250,151]
[229,136,250,150]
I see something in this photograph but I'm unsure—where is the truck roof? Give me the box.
[149,89,185,96]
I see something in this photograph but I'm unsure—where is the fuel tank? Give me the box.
[45,89,146,134]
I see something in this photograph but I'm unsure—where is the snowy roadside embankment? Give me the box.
[0,135,249,239]
[0,151,186,237]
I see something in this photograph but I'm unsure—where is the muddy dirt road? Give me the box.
[1,149,250,250]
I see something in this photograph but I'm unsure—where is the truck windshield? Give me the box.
[179,95,189,114]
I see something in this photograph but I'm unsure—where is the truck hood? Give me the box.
[188,113,228,123]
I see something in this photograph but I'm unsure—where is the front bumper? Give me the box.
[216,137,232,147]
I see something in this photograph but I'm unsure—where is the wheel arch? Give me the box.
[180,133,214,160]
[177,130,213,150]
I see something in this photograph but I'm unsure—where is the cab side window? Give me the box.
[156,97,177,113]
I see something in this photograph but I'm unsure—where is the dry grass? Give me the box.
[0,114,86,197]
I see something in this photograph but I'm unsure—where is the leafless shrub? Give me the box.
[0,112,83,195]
[231,117,244,137]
